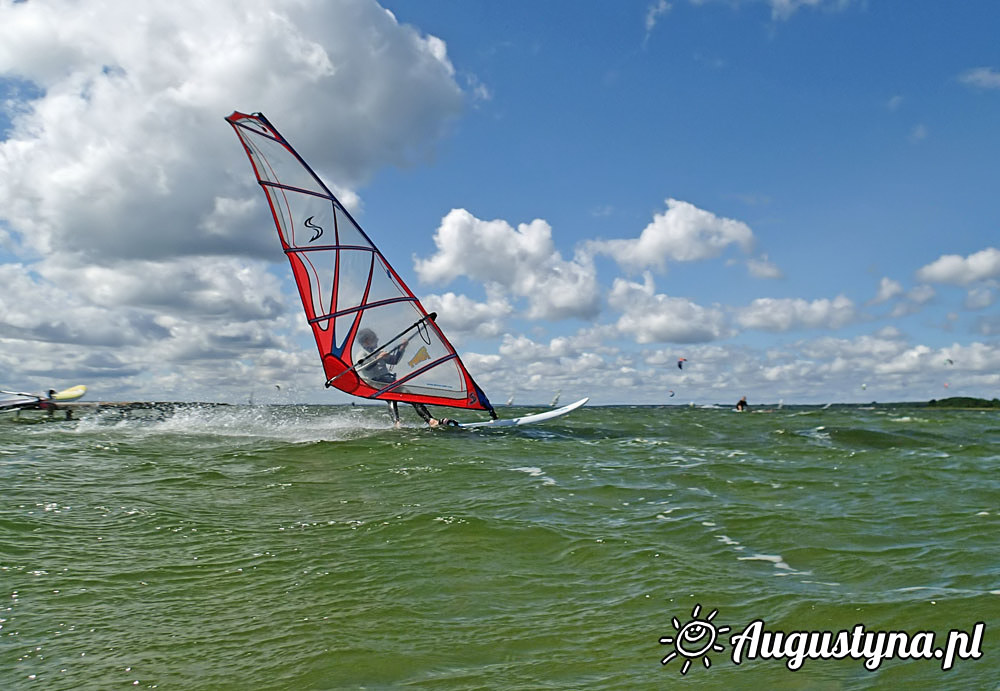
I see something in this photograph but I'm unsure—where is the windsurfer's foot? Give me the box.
[428,417,457,428]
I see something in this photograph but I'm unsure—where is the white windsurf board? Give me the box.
[457,397,589,429]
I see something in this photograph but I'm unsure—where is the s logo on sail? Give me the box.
[304,216,324,242]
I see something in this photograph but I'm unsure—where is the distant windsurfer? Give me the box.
[38,389,58,416]
[356,328,455,428]
[736,396,748,412]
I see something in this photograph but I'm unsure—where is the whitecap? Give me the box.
[737,553,810,575]
[512,466,556,486]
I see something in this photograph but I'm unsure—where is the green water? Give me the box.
[1,404,997,689]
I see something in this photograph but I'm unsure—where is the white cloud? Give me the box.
[608,273,731,343]
[644,1,672,41]
[499,333,580,362]
[872,344,934,375]
[421,290,513,340]
[0,0,469,400]
[799,331,908,362]
[959,67,1000,90]
[0,263,160,347]
[737,294,858,331]
[0,0,463,266]
[413,208,600,321]
[888,283,935,318]
[964,286,996,310]
[768,0,853,21]
[747,254,783,279]
[590,198,756,272]
[871,276,904,304]
[916,247,1000,285]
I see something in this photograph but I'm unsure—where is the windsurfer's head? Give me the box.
[358,328,378,350]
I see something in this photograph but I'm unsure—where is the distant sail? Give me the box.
[550,390,561,407]
[226,112,495,415]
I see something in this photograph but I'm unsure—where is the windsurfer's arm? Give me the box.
[383,338,410,365]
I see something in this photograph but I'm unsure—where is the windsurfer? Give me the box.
[356,328,455,428]
[736,396,748,412]
[33,389,59,416]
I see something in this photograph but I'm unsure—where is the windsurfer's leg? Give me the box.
[412,403,457,428]
[387,401,400,424]
[411,403,433,424]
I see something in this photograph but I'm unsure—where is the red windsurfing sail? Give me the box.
[226,111,495,415]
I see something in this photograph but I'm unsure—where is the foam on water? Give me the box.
[59,404,395,444]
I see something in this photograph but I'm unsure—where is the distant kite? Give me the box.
[945,358,954,365]
[677,358,687,370]
[668,390,675,398]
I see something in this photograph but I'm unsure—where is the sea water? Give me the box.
[1,404,997,689]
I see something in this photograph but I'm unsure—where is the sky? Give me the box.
[1,0,998,407]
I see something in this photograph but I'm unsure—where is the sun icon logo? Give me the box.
[659,604,730,674]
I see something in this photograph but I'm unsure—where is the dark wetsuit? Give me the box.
[362,343,406,387]
[359,342,434,424]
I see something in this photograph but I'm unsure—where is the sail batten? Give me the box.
[285,245,376,253]
[307,297,417,325]
[226,111,495,415]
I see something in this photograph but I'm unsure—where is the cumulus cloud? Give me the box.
[0,0,468,399]
[737,294,858,331]
[746,254,783,279]
[964,286,996,310]
[887,283,935,318]
[871,277,904,304]
[916,247,1000,285]
[608,273,731,343]
[959,67,1000,90]
[421,290,513,340]
[489,330,620,395]
[0,0,462,266]
[590,199,756,273]
[800,325,901,355]
[413,208,600,321]
[0,263,164,347]
[45,257,287,318]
